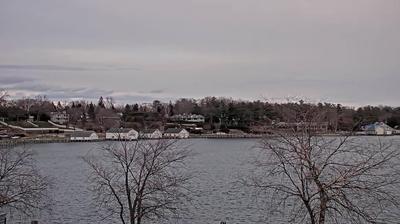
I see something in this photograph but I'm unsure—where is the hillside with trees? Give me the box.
[0,90,399,133]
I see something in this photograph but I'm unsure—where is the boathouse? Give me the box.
[70,131,99,141]
[106,128,138,140]
[163,128,190,139]
[364,122,395,135]
[140,129,163,139]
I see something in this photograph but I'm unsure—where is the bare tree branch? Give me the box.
[0,146,49,216]
[83,139,192,224]
[244,106,400,224]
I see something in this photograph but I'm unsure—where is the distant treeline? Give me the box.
[0,94,399,132]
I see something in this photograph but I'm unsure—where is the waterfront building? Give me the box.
[140,129,163,139]
[170,114,205,123]
[274,121,329,133]
[163,128,190,139]
[70,131,98,141]
[106,128,138,140]
[363,122,395,135]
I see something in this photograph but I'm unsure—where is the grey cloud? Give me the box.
[113,94,167,103]
[47,89,114,100]
[40,90,163,104]
[6,80,112,99]
[0,76,35,85]
[6,82,84,93]
[0,65,92,71]
[0,64,138,72]
[5,79,165,103]
[147,89,165,94]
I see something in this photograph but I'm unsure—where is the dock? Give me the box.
[0,138,71,148]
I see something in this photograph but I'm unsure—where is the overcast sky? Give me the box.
[0,0,399,106]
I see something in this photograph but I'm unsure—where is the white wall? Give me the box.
[142,130,162,139]
[106,130,138,140]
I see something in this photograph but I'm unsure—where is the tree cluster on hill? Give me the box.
[0,91,399,132]
[0,93,121,131]
[166,97,400,132]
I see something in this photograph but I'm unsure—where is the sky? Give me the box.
[0,0,399,106]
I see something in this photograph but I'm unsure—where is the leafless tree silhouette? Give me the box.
[84,139,192,224]
[0,90,8,106]
[245,107,400,224]
[0,146,49,215]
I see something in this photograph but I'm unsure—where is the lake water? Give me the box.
[10,137,400,224]
[27,139,267,224]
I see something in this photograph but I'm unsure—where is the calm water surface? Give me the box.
[25,137,400,223]
[31,139,267,224]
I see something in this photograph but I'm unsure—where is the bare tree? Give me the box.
[84,140,192,224]
[245,108,400,224]
[105,96,115,109]
[0,146,49,215]
[96,108,120,130]
[0,90,8,106]
[16,97,36,115]
[32,95,49,121]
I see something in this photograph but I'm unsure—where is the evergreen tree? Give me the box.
[193,103,201,115]
[124,104,131,113]
[123,104,131,121]
[88,102,96,120]
[98,96,105,108]
[132,103,139,112]
[57,101,63,110]
[81,111,87,127]
[168,101,174,116]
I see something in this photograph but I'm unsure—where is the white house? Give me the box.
[274,121,329,133]
[140,129,163,139]
[364,122,394,135]
[163,128,190,139]
[394,126,400,134]
[50,111,70,124]
[170,114,205,123]
[70,131,99,141]
[106,128,139,140]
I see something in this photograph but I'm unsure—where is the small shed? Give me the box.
[70,131,99,141]
[163,128,190,139]
[106,128,139,140]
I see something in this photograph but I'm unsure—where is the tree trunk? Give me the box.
[131,199,137,224]
[125,171,134,224]
[318,193,328,224]
[303,199,316,224]
[136,198,143,224]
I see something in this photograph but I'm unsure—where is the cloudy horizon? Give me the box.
[1,0,399,107]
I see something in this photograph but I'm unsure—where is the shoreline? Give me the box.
[1,133,399,148]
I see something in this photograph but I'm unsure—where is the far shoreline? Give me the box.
[2,133,400,148]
